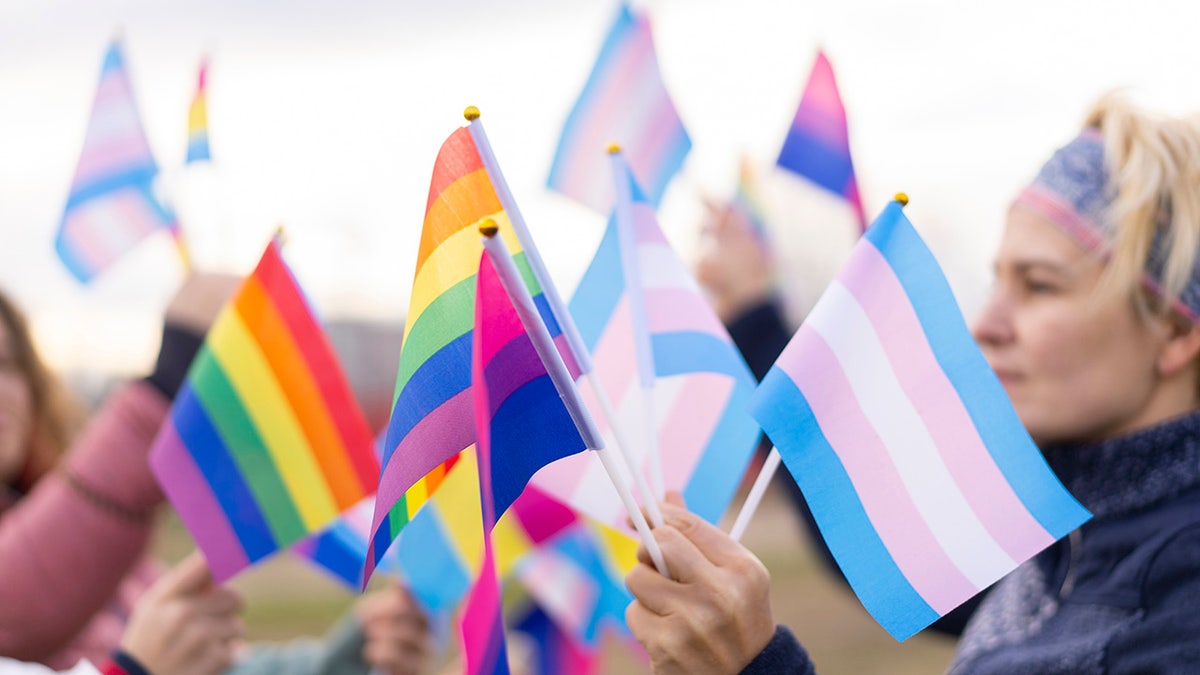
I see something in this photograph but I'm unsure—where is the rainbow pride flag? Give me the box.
[776,49,866,232]
[150,239,380,581]
[185,57,211,163]
[547,3,691,214]
[749,200,1091,640]
[366,125,574,581]
[56,40,177,283]
[533,154,760,529]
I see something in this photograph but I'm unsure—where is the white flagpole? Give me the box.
[609,147,665,498]
[480,223,670,578]
[465,107,665,528]
[729,447,782,542]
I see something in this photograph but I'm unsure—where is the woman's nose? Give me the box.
[971,290,1015,346]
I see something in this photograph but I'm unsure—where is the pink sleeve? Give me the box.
[0,382,169,661]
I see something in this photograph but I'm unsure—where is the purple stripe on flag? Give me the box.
[777,326,977,613]
[839,241,1056,561]
[483,338,547,419]
[149,423,249,580]
[370,389,473,535]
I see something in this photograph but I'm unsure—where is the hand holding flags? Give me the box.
[746,197,1090,639]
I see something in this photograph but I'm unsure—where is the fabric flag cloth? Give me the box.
[775,50,866,232]
[513,521,636,650]
[533,155,760,530]
[150,239,380,581]
[185,57,211,163]
[749,200,1092,640]
[511,603,599,675]
[291,433,428,589]
[367,126,576,582]
[56,40,177,283]
[546,3,691,214]
[461,246,593,675]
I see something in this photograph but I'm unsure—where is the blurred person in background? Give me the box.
[0,277,431,675]
[628,92,1200,673]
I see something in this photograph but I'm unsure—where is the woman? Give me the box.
[627,93,1200,673]
[0,278,431,675]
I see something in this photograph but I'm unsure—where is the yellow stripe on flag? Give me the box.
[208,310,339,530]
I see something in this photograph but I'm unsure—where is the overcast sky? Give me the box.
[3,0,1200,373]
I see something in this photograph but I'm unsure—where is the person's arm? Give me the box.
[625,495,814,675]
[0,274,236,660]
[1103,525,1200,672]
[0,381,168,660]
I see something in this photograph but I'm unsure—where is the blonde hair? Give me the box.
[1087,92,1200,318]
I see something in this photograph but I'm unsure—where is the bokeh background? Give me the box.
[5,0,1200,671]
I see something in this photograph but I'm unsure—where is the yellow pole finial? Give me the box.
[479,218,499,237]
[464,106,481,121]
[273,224,288,247]
[894,192,909,207]
[607,143,622,154]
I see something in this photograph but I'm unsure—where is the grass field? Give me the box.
[154,481,956,674]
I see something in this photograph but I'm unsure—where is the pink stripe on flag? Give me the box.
[655,373,732,493]
[530,300,637,498]
[561,24,654,203]
[478,299,526,366]
[631,204,669,244]
[644,287,727,336]
[73,138,153,186]
[628,93,684,188]
[841,242,1055,560]
[780,326,977,614]
[371,389,473,534]
[149,423,249,580]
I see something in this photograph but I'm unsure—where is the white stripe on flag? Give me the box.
[807,280,1016,588]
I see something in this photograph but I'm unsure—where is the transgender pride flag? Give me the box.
[775,50,866,232]
[57,40,177,283]
[546,3,691,214]
[749,199,1090,640]
[533,155,760,529]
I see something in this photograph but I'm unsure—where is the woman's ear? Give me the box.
[1156,314,1200,378]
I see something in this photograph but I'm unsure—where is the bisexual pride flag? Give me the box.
[776,50,866,232]
[547,3,691,214]
[56,40,177,282]
[749,199,1090,640]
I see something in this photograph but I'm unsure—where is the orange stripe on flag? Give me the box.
[235,275,367,510]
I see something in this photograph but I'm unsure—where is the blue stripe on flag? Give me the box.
[642,125,693,205]
[652,331,748,380]
[173,384,276,563]
[489,374,587,517]
[777,129,854,197]
[568,220,624,350]
[751,367,938,639]
[64,165,160,210]
[681,378,760,524]
[865,203,1091,538]
[397,508,473,615]
[383,331,473,464]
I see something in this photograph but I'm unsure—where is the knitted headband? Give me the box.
[1013,129,1200,322]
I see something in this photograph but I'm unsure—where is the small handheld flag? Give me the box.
[748,198,1090,640]
[185,57,212,163]
[56,40,177,283]
[775,49,866,231]
[150,237,379,581]
[547,3,691,213]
